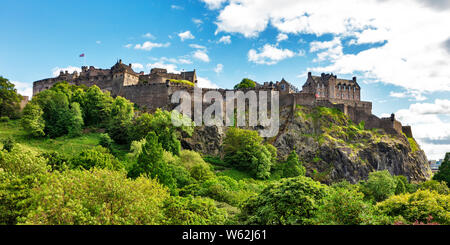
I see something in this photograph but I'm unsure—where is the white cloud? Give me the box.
[200,0,228,10]
[189,44,207,50]
[171,5,184,10]
[212,0,450,93]
[214,64,224,74]
[156,57,193,65]
[11,81,32,98]
[124,44,133,48]
[178,31,195,41]
[276,33,288,42]
[131,63,144,71]
[142,33,156,39]
[193,50,210,62]
[52,66,81,77]
[197,76,220,88]
[389,91,427,101]
[248,44,298,65]
[192,18,203,25]
[309,37,343,62]
[218,35,231,44]
[134,41,170,51]
[146,63,180,74]
[395,100,450,160]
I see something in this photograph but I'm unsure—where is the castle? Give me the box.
[33,60,413,137]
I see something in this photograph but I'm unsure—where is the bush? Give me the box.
[128,132,176,192]
[280,150,306,178]
[21,102,45,137]
[419,180,449,195]
[312,187,389,225]
[19,169,170,225]
[70,146,123,171]
[163,196,227,225]
[0,144,49,177]
[99,133,113,150]
[240,176,329,225]
[376,189,450,225]
[0,116,9,122]
[223,128,275,179]
[40,152,69,172]
[1,137,15,152]
[360,170,396,203]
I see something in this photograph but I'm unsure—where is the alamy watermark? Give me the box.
[170,87,280,137]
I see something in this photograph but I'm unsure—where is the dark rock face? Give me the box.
[182,105,431,184]
[181,126,224,157]
[272,106,431,184]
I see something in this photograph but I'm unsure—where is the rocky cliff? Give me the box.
[181,105,432,184]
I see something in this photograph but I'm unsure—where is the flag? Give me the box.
[79,53,85,57]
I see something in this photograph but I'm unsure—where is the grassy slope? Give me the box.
[0,120,128,159]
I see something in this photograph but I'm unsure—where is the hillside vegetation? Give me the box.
[0,79,449,225]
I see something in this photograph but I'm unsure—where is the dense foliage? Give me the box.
[0,76,22,119]
[223,128,275,179]
[433,152,450,186]
[1,80,448,226]
[234,78,257,89]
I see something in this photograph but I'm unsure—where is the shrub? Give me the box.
[0,144,48,177]
[0,116,9,122]
[70,146,123,171]
[312,187,383,225]
[376,189,450,225]
[281,150,306,178]
[419,180,449,195]
[239,176,329,225]
[19,169,169,225]
[190,162,215,182]
[360,170,396,203]
[1,137,15,152]
[223,128,274,179]
[40,152,69,172]
[21,102,45,137]
[99,133,113,150]
[163,196,227,225]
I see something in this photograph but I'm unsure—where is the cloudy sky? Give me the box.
[1,0,449,160]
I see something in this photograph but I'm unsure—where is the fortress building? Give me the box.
[32,60,413,137]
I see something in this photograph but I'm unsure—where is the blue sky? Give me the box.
[1,0,450,160]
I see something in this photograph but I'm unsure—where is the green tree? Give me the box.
[0,76,21,119]
[375,189,450,225]
[82,85,113,126]
[129,132,176,191]
[20,102,45,137]
[20,169,169,225]
[394,175,408,195]
[99,133,113,150]
[234,78,257,89]
[107,96,134,144]
[70,146,123,170]
[282,150,306,178]
[223,128,274,179]
[240,176,329,225]
[433,152,450,186]
[163,196,227,225]
[360,170,396,203]
[67,102,84,137]
[312,187,387,225]
[419,180,449,195]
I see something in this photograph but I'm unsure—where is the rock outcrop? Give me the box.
[182,105,431,184]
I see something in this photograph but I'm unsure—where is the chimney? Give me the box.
[119,59,122,64]
[129,63,132,68]
[308,72,312,78]
[353,77,357,82]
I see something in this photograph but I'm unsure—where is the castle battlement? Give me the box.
[32,60,410,137]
